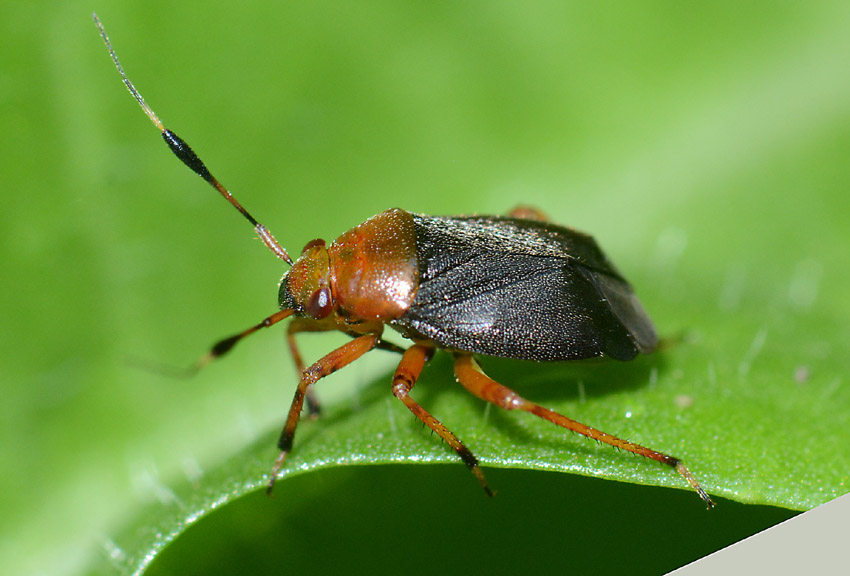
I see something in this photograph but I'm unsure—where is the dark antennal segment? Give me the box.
[93,13,293,265]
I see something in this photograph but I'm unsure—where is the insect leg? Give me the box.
[267,333,380,494]
[507,205,549,221]
[453,354,714,508]
[392,344,494,497]
[285,318,331,417]
[285,321,406,417]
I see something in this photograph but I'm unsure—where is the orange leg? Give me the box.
[286,318,329,416]
[507,205,549,221]
[453,354,714,508]
[267,333,379,493]
[392,344,493,496]
[286,319,407,417]
[286,318,315,376]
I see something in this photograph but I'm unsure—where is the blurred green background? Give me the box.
[3,1,849,575]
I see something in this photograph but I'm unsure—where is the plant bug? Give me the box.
[94,14,714,508]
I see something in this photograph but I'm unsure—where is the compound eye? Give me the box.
[301,238,326,255]
[305,287,333,319]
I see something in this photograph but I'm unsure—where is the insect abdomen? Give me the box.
[391,214,657,361]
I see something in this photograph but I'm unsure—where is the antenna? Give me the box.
[93,13,293,265]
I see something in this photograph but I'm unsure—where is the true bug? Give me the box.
[95,15,713,508]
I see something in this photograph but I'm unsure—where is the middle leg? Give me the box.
[392,344,493,496]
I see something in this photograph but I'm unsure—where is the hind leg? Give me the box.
[453,353,714,507]
[507,205,549,221]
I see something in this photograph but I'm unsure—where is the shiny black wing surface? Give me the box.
[391,214,657,361]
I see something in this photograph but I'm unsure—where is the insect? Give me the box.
[94,14,714,508]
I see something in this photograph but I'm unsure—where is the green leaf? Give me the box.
[4,2,849,576]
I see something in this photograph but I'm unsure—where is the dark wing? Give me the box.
[390,214,657,361]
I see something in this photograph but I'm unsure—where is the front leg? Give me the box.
[286,317,330,416]
[267,333,379,494]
